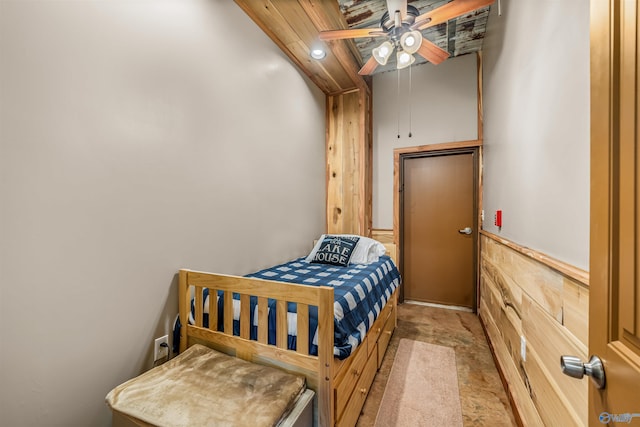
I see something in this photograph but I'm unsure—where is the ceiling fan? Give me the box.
[319,0,495,75]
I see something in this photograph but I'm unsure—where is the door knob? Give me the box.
[560,355,606,389]
[458,227,472,235]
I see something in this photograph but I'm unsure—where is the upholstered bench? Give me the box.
[106,344,314,427]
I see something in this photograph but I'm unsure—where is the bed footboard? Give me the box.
[178,269,335,427]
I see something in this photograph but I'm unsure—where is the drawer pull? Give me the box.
[352,369,360,377]
[360,388,367,394]
[384,330,392,335]
[376,327,381,333]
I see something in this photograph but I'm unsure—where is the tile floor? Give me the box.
[356,302,517,426]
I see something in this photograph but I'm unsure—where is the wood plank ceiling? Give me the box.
[234,1,491,95]
[234,0,365,95]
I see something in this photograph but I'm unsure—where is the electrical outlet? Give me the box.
[520,335,526,362]
[154,335,169,362]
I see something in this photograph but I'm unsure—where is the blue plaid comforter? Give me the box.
[189,256,401,359]
[246,255,401,359]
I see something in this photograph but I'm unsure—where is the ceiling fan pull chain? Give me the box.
[397,67,401,139]
[408,63,412,138]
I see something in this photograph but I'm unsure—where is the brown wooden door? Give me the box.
[590,1,640,424]
[401,152,476,308]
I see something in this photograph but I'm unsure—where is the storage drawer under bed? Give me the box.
[335,350,377,427]
[333,292,397,427]
[376,304,396,369]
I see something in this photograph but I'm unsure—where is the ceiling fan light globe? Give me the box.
[396,51,415,69]
[372,41,394,66]
[400,30,422,54]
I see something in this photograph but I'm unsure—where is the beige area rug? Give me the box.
[374,339,464,427]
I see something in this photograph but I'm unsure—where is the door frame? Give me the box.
[393,140,482,307]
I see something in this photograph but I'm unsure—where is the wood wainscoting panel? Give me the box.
[479,233,589,426]
[480,272,523,372]
[480,301,544,426]
[525,345,584,427]
[482,236,563,323]
[522,293,588,425]
[481,249,524,321]
[561,277,589,347]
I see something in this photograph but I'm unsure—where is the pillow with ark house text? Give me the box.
[306,234,386,265]
[308,235,360,267]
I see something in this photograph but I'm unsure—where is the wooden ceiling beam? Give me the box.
[298,0,369,93]
[234,0,368,95]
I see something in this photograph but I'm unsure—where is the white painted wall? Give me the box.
[482,0,590,269]
[372,54,478,229]
[0,1,325,425]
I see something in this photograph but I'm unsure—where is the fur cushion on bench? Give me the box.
[106,344,306,427]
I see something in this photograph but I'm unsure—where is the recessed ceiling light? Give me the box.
[310,48,326,60]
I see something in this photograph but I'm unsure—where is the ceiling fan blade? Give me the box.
[412,0,495,30]
[319,28,386,41]
[415,37,450,65]
[386,0,407,20]
[358,56,380,75]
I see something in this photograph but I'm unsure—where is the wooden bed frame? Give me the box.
[178,243,398,427]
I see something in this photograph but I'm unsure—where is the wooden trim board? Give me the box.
[480,231,589,287]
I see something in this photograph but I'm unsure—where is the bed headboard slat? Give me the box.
[383,243,397,264]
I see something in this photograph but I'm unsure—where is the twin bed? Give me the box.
[109,236,401,427]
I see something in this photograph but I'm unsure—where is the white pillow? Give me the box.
[306,234,386,265]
